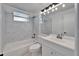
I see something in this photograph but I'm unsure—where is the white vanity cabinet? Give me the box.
[42,44,63,56]
[38,36,75,56]
[42,40,74,56]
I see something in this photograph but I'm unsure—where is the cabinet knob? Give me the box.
[51,52,53,55]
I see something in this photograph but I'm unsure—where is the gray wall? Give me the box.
[52,8,75,37]
[0,3,2,54]
[52,11,64,35]
[41,14,52,35]
[2,4,33,48]
[34,16,39,38]
[63,8,75,37]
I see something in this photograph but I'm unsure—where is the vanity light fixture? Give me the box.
[40,3,59,14]
[62,4,66,8]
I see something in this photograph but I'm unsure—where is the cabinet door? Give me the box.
[42,45,55,56]
[42,45,64,56]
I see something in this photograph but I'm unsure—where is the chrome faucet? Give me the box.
[56,32,67,39]
[56,33,63,39]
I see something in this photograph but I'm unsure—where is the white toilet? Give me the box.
[29,43,42,56]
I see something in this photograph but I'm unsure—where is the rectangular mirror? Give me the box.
[39,3,75,37]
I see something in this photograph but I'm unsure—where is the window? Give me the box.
[13,12,29,22]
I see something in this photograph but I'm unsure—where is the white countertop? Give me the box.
[38,34,75,50]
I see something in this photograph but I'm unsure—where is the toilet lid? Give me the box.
[30,43,41,50]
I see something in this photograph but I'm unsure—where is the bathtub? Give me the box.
[3,39,35,56]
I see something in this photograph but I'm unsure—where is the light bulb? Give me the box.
[52,5,54,8]
[62,4,66,8]
[52,9,54,12]
[48,7,52,10]
[44,9,47,12]
[43,12,46,15]
[47,10,49,14]
[40,11,43,14]
[55,7,58,11]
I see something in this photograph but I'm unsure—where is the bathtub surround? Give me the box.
[0,3,41,55]
[3,39,34,56]
[0,4,37,55]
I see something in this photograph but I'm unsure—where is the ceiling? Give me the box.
[5,3,51,15]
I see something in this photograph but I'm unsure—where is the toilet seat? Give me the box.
[29,43,41,52]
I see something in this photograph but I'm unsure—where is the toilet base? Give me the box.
[31,51,42,56]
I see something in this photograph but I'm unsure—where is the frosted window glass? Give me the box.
[14,12,29,18]
[13,12,29,22]
[14,16,29,22]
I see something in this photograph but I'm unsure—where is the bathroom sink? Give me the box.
[47,36,67,44]
[47,35,74,45]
